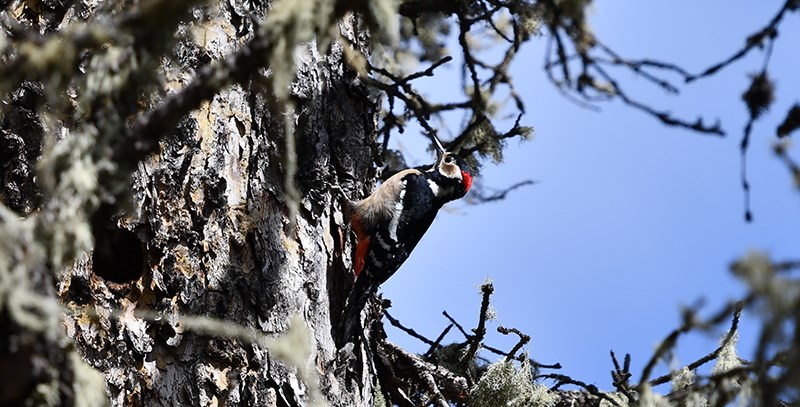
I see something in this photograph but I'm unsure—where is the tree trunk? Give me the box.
[56,1,378,405]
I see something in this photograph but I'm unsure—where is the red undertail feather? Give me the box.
[350,215,369,279]
[354,237,369,279]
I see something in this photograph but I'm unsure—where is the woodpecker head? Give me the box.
[429,152,472,201]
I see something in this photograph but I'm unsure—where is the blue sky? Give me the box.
[380,1,799,389]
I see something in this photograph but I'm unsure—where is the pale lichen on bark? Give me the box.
[43,0,381,405]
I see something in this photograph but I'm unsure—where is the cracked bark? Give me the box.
[53,1,379,405]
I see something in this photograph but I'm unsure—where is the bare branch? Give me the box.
[686,0,796,83]
[610,351,635,403]
[385,310,437,347]
[460,283,494,381]
[442,310,471,339]
[424,324,455,358]
[497,325,530,362]
[469,180,536,203]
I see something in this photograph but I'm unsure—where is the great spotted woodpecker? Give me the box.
[338,148,472,343]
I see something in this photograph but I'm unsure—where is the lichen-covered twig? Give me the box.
[648,302,744,387]
[638,302,744,387]
[378,340,470,405]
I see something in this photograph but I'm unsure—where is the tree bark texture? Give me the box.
[56,1,379,405]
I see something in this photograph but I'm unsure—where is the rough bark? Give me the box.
[51,1,377,406]
[4,0,799,405]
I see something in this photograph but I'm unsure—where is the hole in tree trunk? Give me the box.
[92,228,145,284]
[90,203,145,284]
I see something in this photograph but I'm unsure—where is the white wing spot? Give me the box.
[388,181,406,241]
[427,179,440,197]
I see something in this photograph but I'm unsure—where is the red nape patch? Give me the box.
[461,170,473,192]
[354,237,370,279]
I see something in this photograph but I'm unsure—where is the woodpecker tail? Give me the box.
[338,274,376,346]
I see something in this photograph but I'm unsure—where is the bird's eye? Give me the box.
[444,155,455,164]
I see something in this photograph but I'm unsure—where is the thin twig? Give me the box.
[470,180,536,203]
[610,351,635,402]
[647,302,744,387]
[686,0,795,83]
[497,325,530,362]
[442,310,471,339]
[591,63,725,136]
[424,324,454,358]
[385,310,437,346]
[542,374,623,407]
